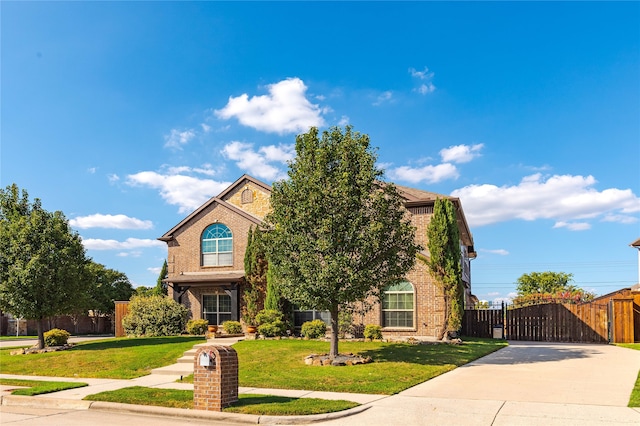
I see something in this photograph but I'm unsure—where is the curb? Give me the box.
[1,394,370,424]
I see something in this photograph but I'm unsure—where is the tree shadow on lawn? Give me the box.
[71,336,204,351]
[356,342,493,367]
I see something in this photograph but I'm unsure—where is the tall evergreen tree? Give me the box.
[154,259,168,296]
[0,184,91,348]
[266,126,419,358]
[420,197,463,340]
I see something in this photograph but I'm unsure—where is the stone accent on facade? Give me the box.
[222,181,271,220]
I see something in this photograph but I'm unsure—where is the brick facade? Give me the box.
[160,175,475,338]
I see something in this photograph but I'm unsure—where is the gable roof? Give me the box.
[395,184,475,254]
[630,238,640,248]
[159,174,270,242]
[158,198,262,242]
[218,174,272,200]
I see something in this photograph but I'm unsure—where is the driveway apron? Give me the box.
[400,341,640,406]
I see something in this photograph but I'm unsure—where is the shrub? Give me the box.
[363,324,383,340]
[255,309,286,337]
[44,328,70,347]
[300,319,327,339]
[185,319,209,335]
[122,295,189,337]
[222,320,243,335]
[338,310,353,338]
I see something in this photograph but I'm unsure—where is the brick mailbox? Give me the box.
[193,345,239,411]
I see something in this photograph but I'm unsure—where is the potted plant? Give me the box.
[207,323,218,333]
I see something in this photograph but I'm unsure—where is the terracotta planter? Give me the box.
[246,325,257,334]
[208,325,218,333]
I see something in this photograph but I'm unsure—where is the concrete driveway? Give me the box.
[317,341,640,425]
[400,341,640,406]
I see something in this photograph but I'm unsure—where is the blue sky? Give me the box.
[2,2,639,303]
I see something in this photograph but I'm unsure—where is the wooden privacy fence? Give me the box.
[463,299,638,343]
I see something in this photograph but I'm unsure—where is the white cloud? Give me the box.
[388,163,459,184]
[200,123,212,133]
[147,267,162,275]
[373,91,393,106]
[440,143,484,164]
[70,214,153,230]
[117,251,143,258]
[409,67,436,94]
[81,238,165,250]
[87,167,97,174]
[222,141,293,181]
[602,214,638,224]
[126,169,231,214]
[338,115,350,126]
[452,173,640,228]
[553,221,591,231]
[164,128,196,149]
[215,77,325,134]
[479,248,510,256]
[108,174,120,183]
[416,83,436,95]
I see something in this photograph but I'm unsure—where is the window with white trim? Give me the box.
[382,281,414,328]
[202,223,233,266]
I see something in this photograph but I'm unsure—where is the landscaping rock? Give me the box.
[304,353,373,367]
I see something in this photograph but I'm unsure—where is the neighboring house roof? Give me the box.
[395,184,475,255]
[630,238,640,248]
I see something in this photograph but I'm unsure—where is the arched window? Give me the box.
[202,223,233,266]
[382,281,414,328]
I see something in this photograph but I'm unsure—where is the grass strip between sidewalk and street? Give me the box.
[0,378,88,396]
[617,343,640,407]
[83,386,359,415]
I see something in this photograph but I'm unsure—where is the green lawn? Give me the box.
[617,343,640,407]
[234,338,506,395]
[0,378,88,396]
[84,386,359,415]
[0,336,205,379]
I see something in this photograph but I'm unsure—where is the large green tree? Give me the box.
[87,261,134,316]
[0,184,91,348]
[516,271,576,295]
[419,197,463,340]
[266,126,419,358]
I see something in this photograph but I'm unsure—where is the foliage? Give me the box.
[242,287,260,325]
[338,310,353,338]
[0,336,204,379]
[264,266,281,311]
[301,319,328,339]
[134,286,155,297]
[0,378,88,396]
[86,261,134,316]
[84,387,358,415]
[255,309,286,337]
[516,271,577,296]
[185,319,209,335]
[363,324,383,340]
[222,320,243,334]
[512,289,596,307]
[0,184,91,349]
[122,295,189,337]
[153,259,168,296]
[420,197,463,340]
[265,126,419,358]
[44,328,71,346]
[234,338,507,395]
[242,226,267,325]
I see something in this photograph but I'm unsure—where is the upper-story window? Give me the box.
[202,223,233,266]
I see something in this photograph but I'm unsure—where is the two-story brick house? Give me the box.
[159,174,476,338]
